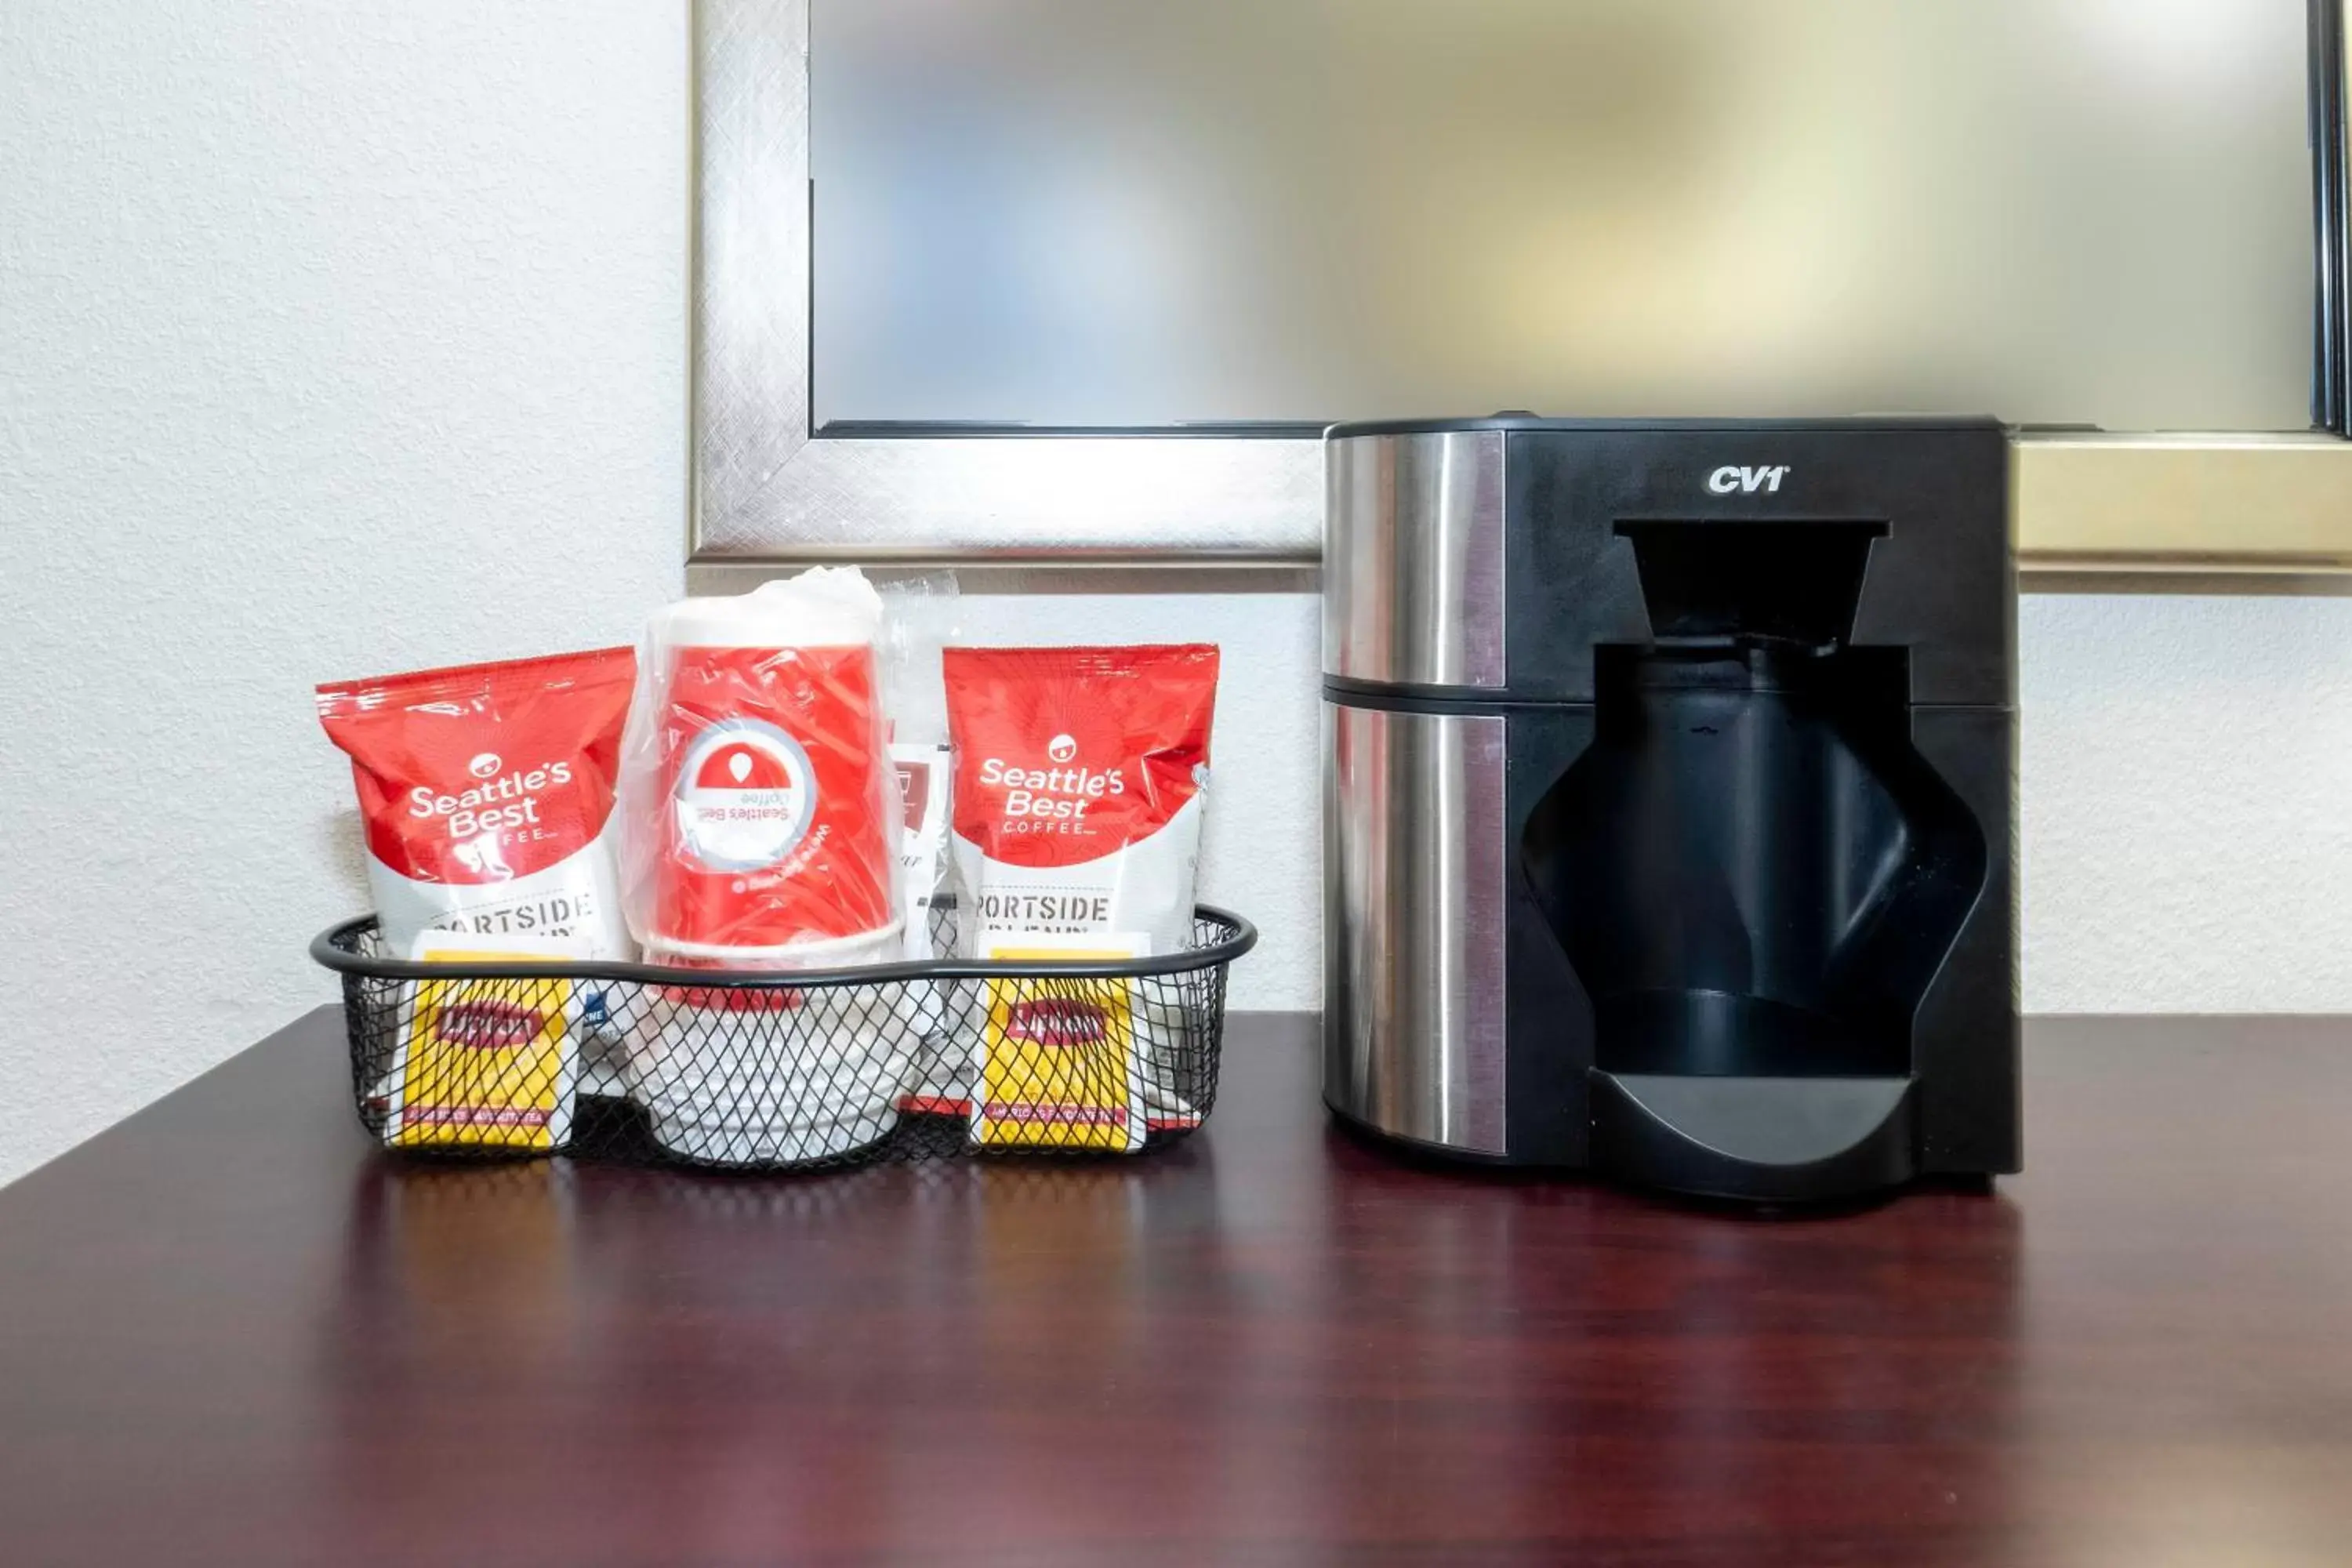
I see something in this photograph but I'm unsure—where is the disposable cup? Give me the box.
[646,637,898,954]
[626,964,915,1165]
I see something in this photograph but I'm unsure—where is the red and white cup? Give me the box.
[622,572,913,1161]
[641,602,902,967]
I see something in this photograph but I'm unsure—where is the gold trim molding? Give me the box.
[2016,432,2352,577]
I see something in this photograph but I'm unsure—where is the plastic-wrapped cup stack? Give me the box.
[626,570,912,1163]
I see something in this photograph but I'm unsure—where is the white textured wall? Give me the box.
[2020,593,2352,1012]
[0,1,689,1187]
[5,2,2351,1189]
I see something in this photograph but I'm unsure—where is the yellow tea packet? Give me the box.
[387,932,580,1151]
[970,938,1147,1152]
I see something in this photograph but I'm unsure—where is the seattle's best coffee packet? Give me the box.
[317,648,637,959]
[942,644,1219,1149]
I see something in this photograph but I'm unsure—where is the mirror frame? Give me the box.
[692,0,2352,579]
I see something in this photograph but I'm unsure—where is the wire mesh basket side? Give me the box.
[325,908,1242,1171]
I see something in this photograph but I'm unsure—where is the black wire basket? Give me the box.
[311,903,1254,1171]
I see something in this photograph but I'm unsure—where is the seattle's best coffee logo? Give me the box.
[409,757,575,840]
[978,731,1125,828]
[672,719,816,871]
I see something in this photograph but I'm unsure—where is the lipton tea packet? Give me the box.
[971,937,1149,1151]
[385,931,580,1151]
[943,644,1219,1147]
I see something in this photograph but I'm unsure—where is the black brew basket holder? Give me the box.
[312,902,1254,1172]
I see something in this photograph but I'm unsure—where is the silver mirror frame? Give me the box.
[693,0,2352,579]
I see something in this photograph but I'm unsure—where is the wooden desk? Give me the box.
[3,1011,2350,1566]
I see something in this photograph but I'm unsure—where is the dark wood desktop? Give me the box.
[3,1009,2348,1566]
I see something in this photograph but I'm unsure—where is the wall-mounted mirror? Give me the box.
[695,0,2352,574]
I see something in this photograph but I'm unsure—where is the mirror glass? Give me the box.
[812,0,2311,430]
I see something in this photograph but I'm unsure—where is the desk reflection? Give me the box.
[330,1142,1231,1563]
[1171,1128,2026,1562]
[322,1109,2023,1565]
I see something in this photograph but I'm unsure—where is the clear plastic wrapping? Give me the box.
[619,568,904,967]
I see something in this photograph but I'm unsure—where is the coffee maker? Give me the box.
[1322,418,2019,1201]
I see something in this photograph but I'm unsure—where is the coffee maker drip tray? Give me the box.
[1522,523,1985,1196]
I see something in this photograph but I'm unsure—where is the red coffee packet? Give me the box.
[944,644,1219,956]
[317,648,637,956]
[942,644,1221,1149]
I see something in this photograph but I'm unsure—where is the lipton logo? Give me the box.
[1708,465,1790,495]
[1047,734,1078,764]
[469,753,503,779]
[437,999,545,1050]
[1004,997,1111,1048]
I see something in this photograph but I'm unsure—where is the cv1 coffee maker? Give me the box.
[1323,418,2019,1201]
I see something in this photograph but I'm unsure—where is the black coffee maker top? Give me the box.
[1431,419,2019,708]
[1327,413,2005,438]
